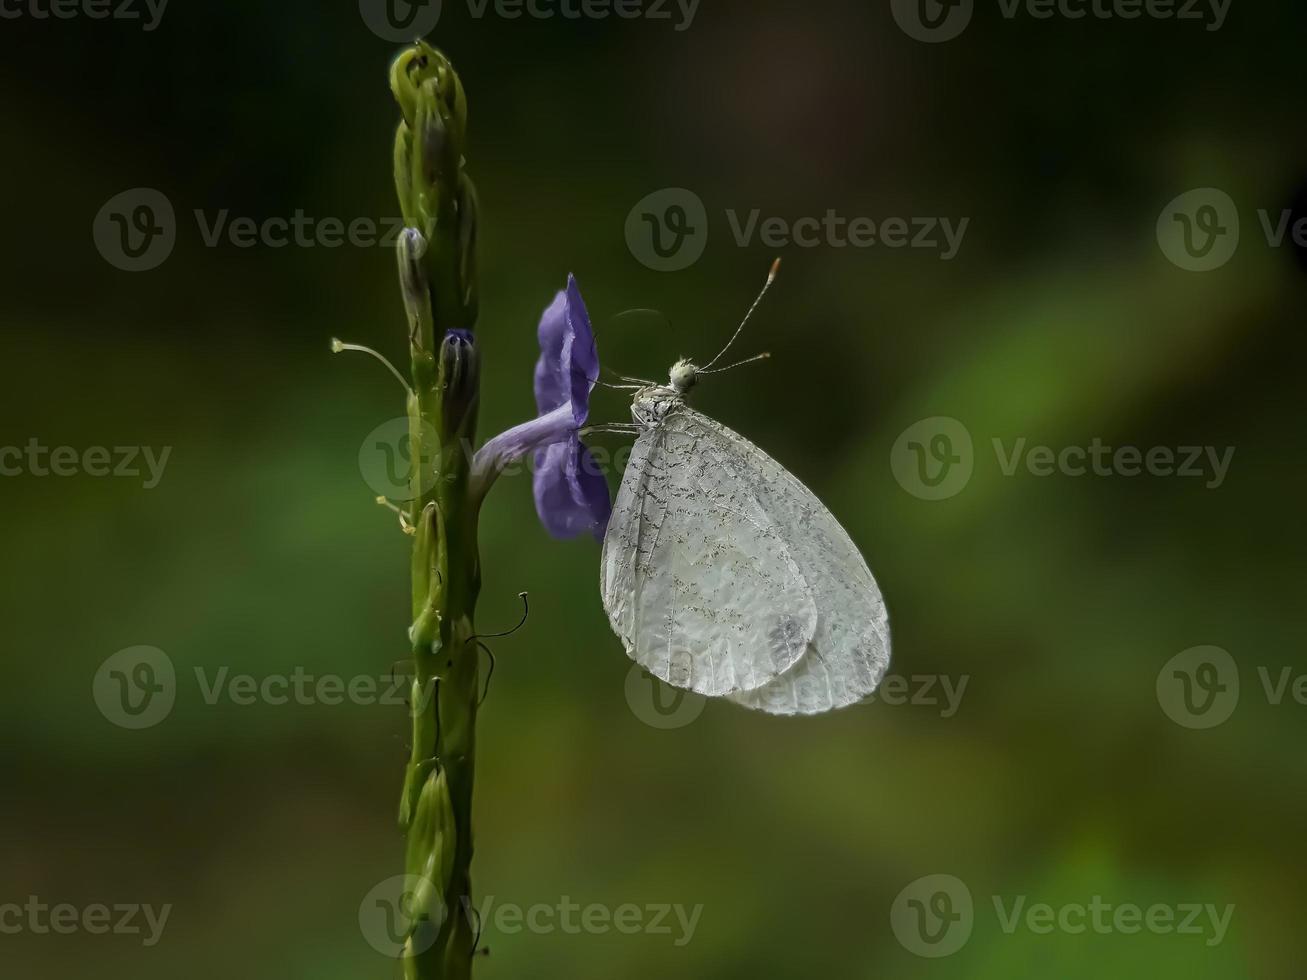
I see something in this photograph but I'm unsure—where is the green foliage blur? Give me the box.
[1,2,1304,977]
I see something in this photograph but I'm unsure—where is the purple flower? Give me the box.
[471,276,612,540]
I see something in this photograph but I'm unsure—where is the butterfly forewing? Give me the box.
[601,406,817,697]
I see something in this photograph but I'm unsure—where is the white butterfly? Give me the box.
[599,262,890,716]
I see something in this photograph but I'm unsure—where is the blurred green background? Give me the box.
[2,1,1305,977]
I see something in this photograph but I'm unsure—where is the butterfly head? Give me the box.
[669,358,699,394]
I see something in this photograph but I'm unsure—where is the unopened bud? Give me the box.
[440,329,480,436]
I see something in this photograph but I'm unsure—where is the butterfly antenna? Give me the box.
[699,257,781,371]
[698,351,771,376]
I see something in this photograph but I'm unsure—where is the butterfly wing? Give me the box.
[715,417,891,715]
[601,406,817,697]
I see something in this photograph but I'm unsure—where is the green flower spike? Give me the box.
[337,39,585,978]
[392,40,482,980]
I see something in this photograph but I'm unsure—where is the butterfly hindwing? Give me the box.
[709,410,890,715]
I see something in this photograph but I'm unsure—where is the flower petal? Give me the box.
[533,437,612,540]
[471,403,575,484]
[534,275,597,425]
[563,276,598,421]
[534,289,570,412]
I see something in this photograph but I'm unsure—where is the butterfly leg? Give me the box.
[594,381,645,392]
[603,364,659,386]
[581,423,642,436]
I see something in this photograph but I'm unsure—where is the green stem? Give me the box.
[391,40,481,980]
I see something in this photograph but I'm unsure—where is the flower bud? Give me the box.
[440,329,480,437]
[404,768,455,943]
[397,227,432,331]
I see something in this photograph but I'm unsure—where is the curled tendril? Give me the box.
[475,641,496,707]
[468,904,484,959]
[469,592,529,642]
[465,591,529,707]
